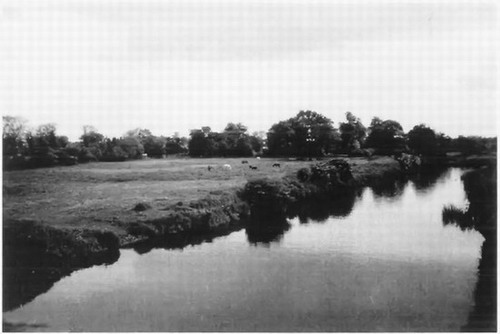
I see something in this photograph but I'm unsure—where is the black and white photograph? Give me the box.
[1,0,497,331]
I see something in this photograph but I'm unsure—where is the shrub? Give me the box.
[133,202,152,212]
[297,168,311,182]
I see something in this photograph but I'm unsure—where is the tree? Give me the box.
[3,116,27,156]
[165,137,187,155]
[235,136,254,157]
[188,129,212,157]
[222,123,248,156]
[339,112,366,152]
[80,125,105,148]
[80,125,105,160]
[188,123,256,157]
[365,117,405,153]
[249,133,264,155]
[118,136,144,159]
[144,136,166,157]
[205,132,226,156]
[267,120,296,156]
[35,123,58,150]
[267,110,340,157]
[453,136,485,155]
[101,138,127,161]
[224,122,248,134]
[201,126,211,136]
[407,124,437,156]
[124,128,153,141]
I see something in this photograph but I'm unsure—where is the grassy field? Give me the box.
[2,156,398,238]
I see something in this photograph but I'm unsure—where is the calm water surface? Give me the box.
[4,168,484,331]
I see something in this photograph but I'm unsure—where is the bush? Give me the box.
[28,151,59,168]
[133,202,152,212]
[239,178,291,217]
[78,148,98,163]
[309,159,354,189]
[57,151,78,166]
[297,168,311,182]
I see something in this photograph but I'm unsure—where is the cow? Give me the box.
[207,165,213,171]
[241,160,249,164]
[222,164,232,170]
[256,157,261,160]
[249,165,258,170]
[272,163,281,168]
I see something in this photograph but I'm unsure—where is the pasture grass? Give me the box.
[3,156,399,241]
[3,158,309,234]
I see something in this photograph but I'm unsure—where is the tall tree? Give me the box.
[80,125,105,161]
[35,123,58,149]
[188,129,212,157]
[165,137,187,155]
[2,116,27,156]
[408,124,437,156]
[365,117,405,152]
[80,125,105,148]
[339,112,366,152]
[267,110,340,157]
[125,128,153,142]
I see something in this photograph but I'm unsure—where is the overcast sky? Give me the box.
[0,0,497,141]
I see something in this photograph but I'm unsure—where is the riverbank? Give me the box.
[3,156,400,246]
[2,155,491,311]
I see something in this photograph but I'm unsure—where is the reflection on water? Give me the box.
[131,223,243,255]
[290,189,360,224]
[409,165,449,193]
[245,216,291,246]
[369,175,407,199]
[3,168,486,332]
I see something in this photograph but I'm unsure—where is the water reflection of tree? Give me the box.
[369,176,408,199]
[369,165,448,200]
[132,223,244,255]
[408,165,448,193]
[245,216,291,246]
[442,167,496,331]
[288,190,360,224]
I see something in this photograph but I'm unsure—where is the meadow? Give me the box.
[3,156,398,241]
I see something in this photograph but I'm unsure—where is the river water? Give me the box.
[3,168,485,331]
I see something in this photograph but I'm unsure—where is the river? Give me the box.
[3,168,485,331]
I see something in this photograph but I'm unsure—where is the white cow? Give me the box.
[222,164,232,170]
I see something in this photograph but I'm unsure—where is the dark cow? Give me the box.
[241,160,249,164]
[207,165,213,171]
[249,165,258,170]
[272,163,281,168]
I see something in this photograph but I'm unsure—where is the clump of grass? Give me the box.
[297,168,311,182]
[133,202,152,212]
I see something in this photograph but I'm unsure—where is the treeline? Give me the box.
[2,111,496,170]
[2,118,189,169]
